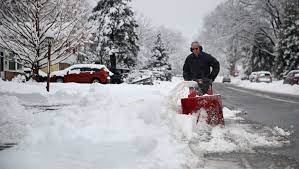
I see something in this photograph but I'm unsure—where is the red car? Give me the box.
[283,70,299,85]
[50,64,113,84]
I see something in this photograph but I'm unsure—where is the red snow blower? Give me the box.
[180,80,224,125]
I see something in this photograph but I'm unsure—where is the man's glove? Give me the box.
[202,78,213,85]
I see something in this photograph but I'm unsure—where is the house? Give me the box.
[0,47,24,81]
[40,62,70,73]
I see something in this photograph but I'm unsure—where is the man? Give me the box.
[183,41,220,95]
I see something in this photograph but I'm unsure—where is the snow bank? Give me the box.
[225,76,299,96]
[0,95,33,143]
[0,81,191,169]
[0,78,293,169]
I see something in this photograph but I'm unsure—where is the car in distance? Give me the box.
[240,74,249,80]
[255,71,272,83]
[50,64,113,84]
[283,70,299,85]
[222,75,231,83]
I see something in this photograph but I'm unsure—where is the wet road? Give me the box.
[214,82,299,162]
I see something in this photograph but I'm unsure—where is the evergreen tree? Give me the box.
[274,0,299,79]
[148,33,170,69]
[90,0,139,69]
[250,33,274,72]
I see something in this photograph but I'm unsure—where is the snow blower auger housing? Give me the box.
[180,80,224,125]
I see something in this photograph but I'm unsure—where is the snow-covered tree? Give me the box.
[135,15,187,73]
[148,33,170,69]
[89,0,139,69]
[274,0,299,79]
[197,0,289,76]
[198,0,254,74]
[0,0,89,75]
[250,33,274,72]
[155,26,187,74]
[135,14,155,69]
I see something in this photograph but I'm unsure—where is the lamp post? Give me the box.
[45,36,54,92]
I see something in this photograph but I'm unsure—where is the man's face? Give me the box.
[191,44,200,55]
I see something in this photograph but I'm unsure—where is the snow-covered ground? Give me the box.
[216,76,299,96]
[0,78,293,169]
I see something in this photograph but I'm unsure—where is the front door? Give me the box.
[79,67,92,83]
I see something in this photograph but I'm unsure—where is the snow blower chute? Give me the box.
[180,80,224,125]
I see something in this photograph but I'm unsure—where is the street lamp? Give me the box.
[45,35,54,92]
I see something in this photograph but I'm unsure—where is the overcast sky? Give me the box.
[131,0,226,41]
[88,0,226,42]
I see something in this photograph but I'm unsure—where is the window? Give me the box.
[80,67,92,72]
[17,63,23,70]
[68,68,81,74]
[91,68,100,72]
[287,72,293,77]
[9,60,16,70]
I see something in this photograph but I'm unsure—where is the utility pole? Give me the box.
[46,36,54,92]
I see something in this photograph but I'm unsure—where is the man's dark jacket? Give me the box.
[183,52,220,81]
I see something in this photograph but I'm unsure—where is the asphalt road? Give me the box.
[214,82,299,162]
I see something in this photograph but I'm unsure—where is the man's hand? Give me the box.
[195,79,203,84]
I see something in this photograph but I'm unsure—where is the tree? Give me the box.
[0,0,89,75]
[197,0,287,76]
[135,13,155,69]
[250,33,274,72]
[135,15,187,73]
[148,33,170,69]
[89,0,139,69]
[274,0,299,79]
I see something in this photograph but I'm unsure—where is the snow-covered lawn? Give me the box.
[0,78,292,169]
[216,76,299,96]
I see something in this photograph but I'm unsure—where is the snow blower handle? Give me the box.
[192,78,213,95]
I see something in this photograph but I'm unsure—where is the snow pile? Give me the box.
[229,77,299,95]
[0,82,192,169]
[0,95,33,143]
[0,79,293,169]
[171,107,291,155]
[11,74,26,83]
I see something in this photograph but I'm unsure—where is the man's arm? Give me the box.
[183,57,191,81]
[208,55,220,81]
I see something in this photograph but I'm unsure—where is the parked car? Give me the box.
[255,71,272,83]
[283,70,299,85]
[249,72,258,82]
[222,75,231,83]
[50,64,113,84]
[240,74,249,80]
